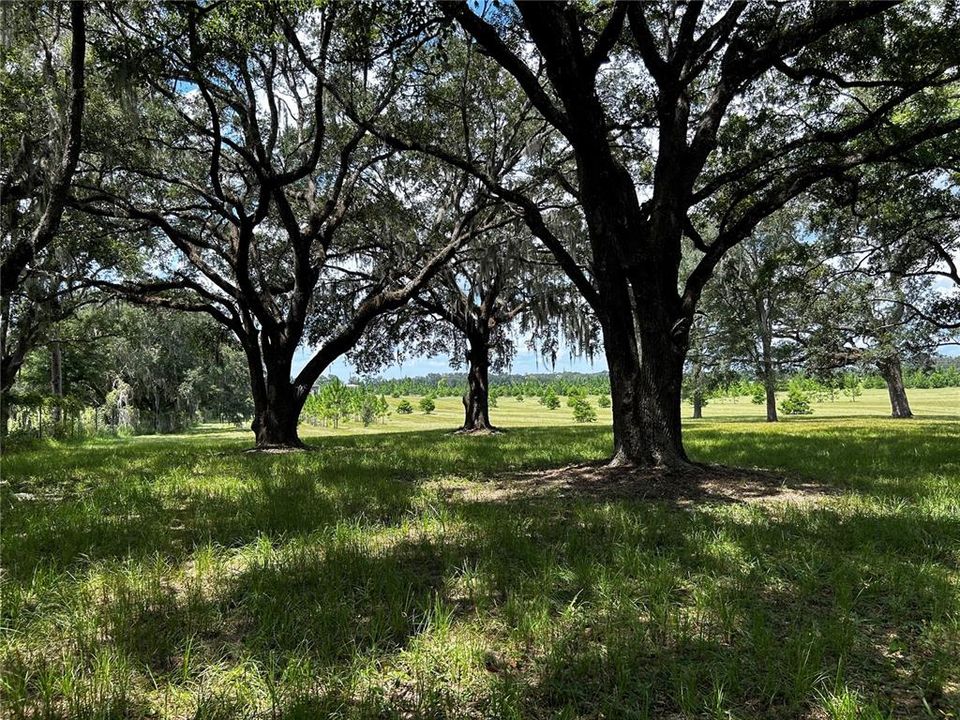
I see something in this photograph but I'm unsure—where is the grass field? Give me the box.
[2,388,959,719]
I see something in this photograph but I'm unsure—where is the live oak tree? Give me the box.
[365,0,960,467]
[364,226,578,433]
[709,211,812,422]
[336,26,594,433]
[81,2,496,448]
[797,214,950,418]
[831,159,960,331]
[0,1,86,436]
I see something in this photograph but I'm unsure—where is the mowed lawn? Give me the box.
[1,389,958,719]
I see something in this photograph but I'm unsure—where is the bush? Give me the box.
[572,397,597,423]
[779,388,813,415]
[597,394,611,408]
[751,384,766,405]
[418,396,436,414]
[396,400,414,414]
[540,390,560,410]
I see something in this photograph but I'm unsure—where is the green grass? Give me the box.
[2,389,958,719]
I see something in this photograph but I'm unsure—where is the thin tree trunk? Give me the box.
[0,397,9,439]
[763,373,777,423]
[877,355,913,418]
[691,357,703,419]
[461,331,495,432]
[50,339,63,424]
[757,300,778,422]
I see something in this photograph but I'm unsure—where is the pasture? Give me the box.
[2,389,959,719]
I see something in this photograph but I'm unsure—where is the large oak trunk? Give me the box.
[603,293,688,468]
[245,346,306,449]
[251,381,305,448]
[877,355,913,419]
[461,332,495,432]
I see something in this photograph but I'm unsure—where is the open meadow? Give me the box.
[2,389,959,719]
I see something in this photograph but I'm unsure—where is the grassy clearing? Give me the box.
[1,389,958,719]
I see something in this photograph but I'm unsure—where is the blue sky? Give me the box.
[294,338,958,381]
[292,346,608,381]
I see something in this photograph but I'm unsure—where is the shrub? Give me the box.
[396,400,413,414]
[751,384,766,405]
[572,397,597,423]
[597,394,611,408]
[779,388,813,415]
[418,396,436,414]
[540,390,560,410]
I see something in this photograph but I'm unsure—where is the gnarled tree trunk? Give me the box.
[251,378,305,448]
[244,343,306,449]
[461,330,495,432]
[602,279,689,468]
[877,355,913,419]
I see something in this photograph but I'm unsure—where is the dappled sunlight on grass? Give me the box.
[1,393,958,718]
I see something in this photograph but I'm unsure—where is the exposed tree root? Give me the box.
[243,443,311,454]
[453,426,504,436]
[442,460,835,506]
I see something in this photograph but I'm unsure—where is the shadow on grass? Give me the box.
[2,419,959,718]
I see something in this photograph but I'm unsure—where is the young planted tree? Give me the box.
[364,1,960,467]
[82,3,497,448]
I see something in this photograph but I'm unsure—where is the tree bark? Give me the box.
[877,355,913,419]
[244,346,306,449]
[603,288,689,468]
[757,299,778,422]
[690,356,704,419]
[50,339,63,425]
[763,373,778,423]
[250,378,305,448]
[461,331,495,432]
[0,397,9,439]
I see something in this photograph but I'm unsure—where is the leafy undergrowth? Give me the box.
[1,416,958,719]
